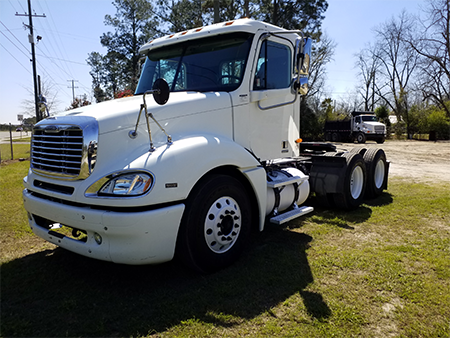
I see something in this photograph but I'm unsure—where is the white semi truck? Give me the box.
[23,19,389,272]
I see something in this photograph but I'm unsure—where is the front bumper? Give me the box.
[23,189,185,265]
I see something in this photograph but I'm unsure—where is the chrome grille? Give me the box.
[32,126,83,176]
[31,117,98,180]
[375,125,385,133]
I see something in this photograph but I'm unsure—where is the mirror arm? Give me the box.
[129,89,172,152]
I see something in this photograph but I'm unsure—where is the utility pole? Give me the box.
[67,80,78,102]
[213,0,219,23]
[16,0,46,122]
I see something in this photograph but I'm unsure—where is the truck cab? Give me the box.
[23,19,388,272]
[351,111,386,144]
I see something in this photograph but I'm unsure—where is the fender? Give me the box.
[127,133,267,229]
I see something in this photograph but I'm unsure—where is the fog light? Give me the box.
[94,233,102,245]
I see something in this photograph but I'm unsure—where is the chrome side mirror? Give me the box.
[293,37,312,95]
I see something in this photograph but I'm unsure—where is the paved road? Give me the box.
[0,131,30,143]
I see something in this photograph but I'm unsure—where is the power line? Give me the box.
[15,0,26,13]
[35,53,88,66]
[33,25,73,81]
[0,29,29,58]
[0,21,30,53]
[35,58,73,101]
[40,0,75,79]
[0,42,32,74]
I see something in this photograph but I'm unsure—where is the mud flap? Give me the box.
[308,155,347,196]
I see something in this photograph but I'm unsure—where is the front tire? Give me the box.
[356,132,366,144]
[376,137,385,144]
[176,174,251,273]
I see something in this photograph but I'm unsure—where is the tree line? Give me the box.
[348,0,449,140]
[85,0,448,140]
[86,0,328,102]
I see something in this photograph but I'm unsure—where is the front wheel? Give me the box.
[176,174,252,273]
[376,137,385,144]
[356,132,366,144]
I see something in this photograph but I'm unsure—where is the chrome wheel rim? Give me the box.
[204,196,241,254]
[374,159,385,189]
[350,165,364,199]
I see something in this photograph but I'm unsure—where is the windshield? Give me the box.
[362,116,378,122]
[135,32,254,95]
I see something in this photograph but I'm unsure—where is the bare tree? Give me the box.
[355,44,383,111]
[372,11,420,136]
[21,78,59,118]
[304,33,336,100]
[406,0,450,115]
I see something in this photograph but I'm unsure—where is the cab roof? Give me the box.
[139,19,292,54]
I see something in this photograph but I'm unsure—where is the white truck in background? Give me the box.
[324,111,386,144]
[23,19,389,273]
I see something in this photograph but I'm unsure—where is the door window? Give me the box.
[254,40,291,90]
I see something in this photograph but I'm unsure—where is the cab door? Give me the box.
[246,36,299,161]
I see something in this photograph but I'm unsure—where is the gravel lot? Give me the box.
[335,139,450,184]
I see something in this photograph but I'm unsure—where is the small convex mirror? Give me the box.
[152,78,170,105]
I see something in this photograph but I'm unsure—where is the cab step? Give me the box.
[270,206,314,225]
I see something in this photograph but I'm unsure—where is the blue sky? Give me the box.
[321,0,424,99]
[0,0,424,124]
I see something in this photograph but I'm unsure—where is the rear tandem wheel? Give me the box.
[363,148,388,198]
[333,152,367,209]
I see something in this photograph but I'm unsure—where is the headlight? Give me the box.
[98,172,153,196]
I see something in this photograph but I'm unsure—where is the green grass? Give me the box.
[0,142,31,161]
[1,160,449,338]
[12,136,32,143]
[0,161,30,233]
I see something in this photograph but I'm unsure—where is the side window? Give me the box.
[254,40,291,90]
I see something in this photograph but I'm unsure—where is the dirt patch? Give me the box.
[334,140,450,184]
[0,158,29,166]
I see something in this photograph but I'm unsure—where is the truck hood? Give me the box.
[363,121,385,127]
[49,92,233,137]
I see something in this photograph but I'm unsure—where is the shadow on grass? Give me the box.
[292,191,395,230]
[364,191,394,207]
[1,225,329,337]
